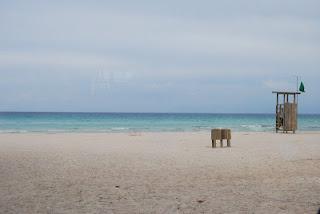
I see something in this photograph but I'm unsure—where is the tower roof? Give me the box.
[272,91,301,95]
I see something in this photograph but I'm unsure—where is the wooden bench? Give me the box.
[211,129,231,148]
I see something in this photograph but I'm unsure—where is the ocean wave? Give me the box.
[240,124,273,131]
[301,126,320,130]
[0,130,29,133]
[110,127,129,131]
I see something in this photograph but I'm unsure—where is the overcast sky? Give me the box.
[0,0,319,113]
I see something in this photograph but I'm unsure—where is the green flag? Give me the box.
[299,81,305,92]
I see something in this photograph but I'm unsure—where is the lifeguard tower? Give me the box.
[272,91,300,133]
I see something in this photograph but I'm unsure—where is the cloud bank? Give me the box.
[0,0,319,112]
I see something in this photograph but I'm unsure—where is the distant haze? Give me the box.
[0,0,319,113]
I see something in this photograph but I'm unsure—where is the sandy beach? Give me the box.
[0,131,319,213]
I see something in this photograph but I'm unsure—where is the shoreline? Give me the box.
[1,130,320,135]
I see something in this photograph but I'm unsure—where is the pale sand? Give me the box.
[0,132,320,214]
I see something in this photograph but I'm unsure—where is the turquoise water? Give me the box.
[0,112,320,133]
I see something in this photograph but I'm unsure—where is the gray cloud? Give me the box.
[0,0,319,112]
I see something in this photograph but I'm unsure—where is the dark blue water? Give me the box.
[0,112,320,133]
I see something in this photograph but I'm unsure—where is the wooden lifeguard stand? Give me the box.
[272,91,300,133]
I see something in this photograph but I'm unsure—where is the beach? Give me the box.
[0,132,319,213]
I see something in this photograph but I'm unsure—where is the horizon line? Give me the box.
[1,111,320,115]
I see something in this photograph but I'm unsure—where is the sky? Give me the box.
[0,0,319,113]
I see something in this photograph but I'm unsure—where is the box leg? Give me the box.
[212,140,216,148]
[220,139,223,147]
[227,139,231,147]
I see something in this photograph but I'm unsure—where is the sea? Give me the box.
[0,112,320,133]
